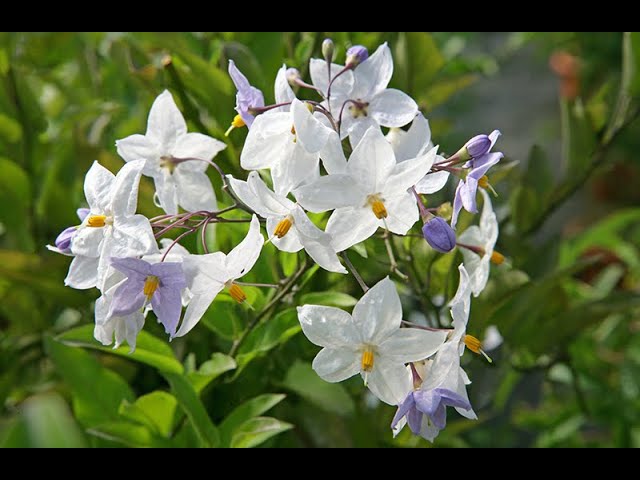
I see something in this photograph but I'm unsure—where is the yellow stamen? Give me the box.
[478,175,490,189]
[367,195,388,219]
[464,334,493,363]
[305,102,314,113]
[143,275,160,300]
[87,215,107,228]
[491,251,505,265]
[361,348,375,373]
[225,114,246,136]
[228,282,247,304]
[274,216,293,238]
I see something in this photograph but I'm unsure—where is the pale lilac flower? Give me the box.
[109,258,187,339]
[345,45,369,67]
[451,130,502,228]
[228,60,265,128]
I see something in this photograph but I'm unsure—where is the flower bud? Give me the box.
[55,226,77,254]
[464,134,491,158]
[346,45,368,68]
[286,67,301,87]
[322,38,335,63]
[422,217,456,253]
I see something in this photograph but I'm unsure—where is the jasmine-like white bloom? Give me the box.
[115,90,226,215]
[297,277,447,405]
[386,113,450,195]
[70,160,157,291]
[312,43,418,147]
[294,127,436,252]
[227,172,347,274]
[177,215,264,337]
[457,189,501,297]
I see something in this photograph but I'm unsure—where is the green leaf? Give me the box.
[20,393,88,447]
[394,32,444,95]
[87,421,171,448]
[282,361,355,417]
[201,297,244,341]
[56,324,184,374]
[44,336,135,427]
[236,308,301,371]
[162,372,220,448]
[189,353,237,394]
[299,291,358,308]
[230,417,293,448]
[625,32,640,96]
[525,145,554,197]
[119,391,179,438]
[0,157,32,249]
[219,393,286,447]
[0,114,22,143]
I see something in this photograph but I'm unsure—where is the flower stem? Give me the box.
[340,251,369,293]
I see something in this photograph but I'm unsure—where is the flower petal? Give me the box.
[182,252,227,294]
[152,285,184,338]
[312,347,361,383]
[64,256,99,290]
[309,58,354,97]
[153,172,179,215]
[270,143,319,196]
[225,215,264,280]
[352,43,393,99]
[388,113,431,162]
[378,328,447,364]
[151,262,187,289]
[292,206,347,274]
[414,171,450,195]
[174,170,217,213]
[267,216,303,253]
[240,112,292,170]
[274,64,296,106]
[115,134,160,174]
[172,133,226,170]
[365,357,412,406]
[111,214,157,258]
[70,226,104,258]
[391,393,416,430]
[297,305,361,348]
[293,174,365,213]
[110,257,151,281]
[175,285,224,338]
[479,189,498,248]
[110,159,145,217]
[325,206,380,253]
[320,130,347,174]
[384,192,420,236]
[248,171,294,215]
[83,161,115,213]
[352,277,402,344]
[345,116,379,150]
[383,146,436,195]
[109,278,146,318]
[146,90,187,147]
[450,264,472,332]
[347,126,396,194]
[370,89,418,128]
[292,98,332,154]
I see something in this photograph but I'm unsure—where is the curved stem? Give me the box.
[340,251,369,293]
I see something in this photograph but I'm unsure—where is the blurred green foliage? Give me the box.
[1,32,639,448]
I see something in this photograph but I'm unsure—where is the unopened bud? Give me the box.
[286,68,301,87]
[422,217,456,253]
[345,45,368,68]
[464,134,492,158]
[322,39,335,63]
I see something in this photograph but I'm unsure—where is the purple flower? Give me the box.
[228,60,265,128]
[464,134,492,158]
[346,45,369,67]
[391,388,472,440]
[422,216,456,253]
[452,130,503,228]
[54,226,77,254]
[109,257,187,338]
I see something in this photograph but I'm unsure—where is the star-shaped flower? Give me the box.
[297,277,447,405]
[294,127,436,252]
[116,90,226,215]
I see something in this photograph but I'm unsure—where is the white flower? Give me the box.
[227,172,347,274]
[240,98,333,195]
[297,277,447,405]
[312,43,418,147]
[70,160,157,291]
[93,269,144,353]
[274,64,296,107]
[386,113,450,195]
[177,215,264,337]
[457,189,500,297]
[294,127,436,252]
[115,90,226,215]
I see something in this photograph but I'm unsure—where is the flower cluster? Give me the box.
[49,39,507,442]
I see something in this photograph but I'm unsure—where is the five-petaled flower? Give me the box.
[297,277,447,405]
[116,90,226,215]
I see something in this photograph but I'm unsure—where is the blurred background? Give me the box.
[0,32,639,448]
